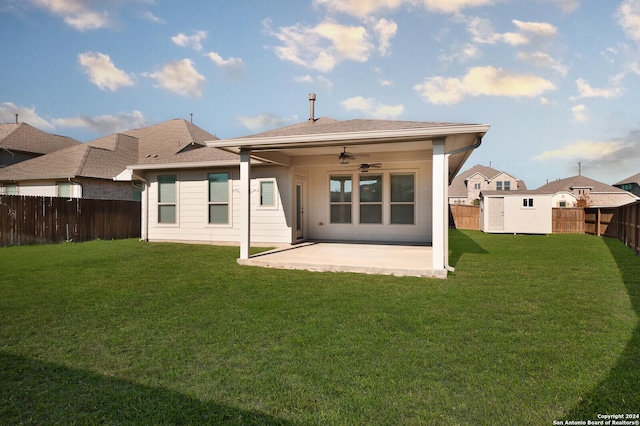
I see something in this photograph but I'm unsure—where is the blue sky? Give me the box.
[1,0,639,188]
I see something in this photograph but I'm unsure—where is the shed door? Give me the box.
[488,197,504,231]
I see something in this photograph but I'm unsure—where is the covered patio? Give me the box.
[238,242,441,278]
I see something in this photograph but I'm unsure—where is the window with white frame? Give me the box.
[504,181,511,190]
[259,179,276,208]
[359,174,382,224]
[496,181,503,191]
[57,182,71,198]
[208,173,229,224]
[158,175,176,224]
[523,198,534,208]
[330,175,352,223]
[390,174,415,224]
[474,183,481,190]
[4,184,18,195]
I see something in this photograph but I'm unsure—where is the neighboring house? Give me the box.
[480,190,552,234]
[129,106,490,276]
[537,174,639,208]
[0,122,80,169]
[449,164,526,205]
[613,172,640,198]
[0,118,229,200]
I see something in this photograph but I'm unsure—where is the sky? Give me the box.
[1,0,640,189]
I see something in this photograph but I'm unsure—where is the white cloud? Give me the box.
[341,96,404,119]
[145,59,205,98]
[512,19,557,37]
[439,43,481,63]
[140,10,164,24]
[315,0,495,16]
[414,66,555,104]
[313,0,403,18]
[467,17,557,46]
[293,74,334,90]
[0,102,56,131]
[572,78,623,99]
[378,78,393,87]
[172,30,207,51]
[373,18,397,56]
[533,140,623,161]
[265,18,374,72]
[418,0,500,14]
[516,51,568,76]
[571,104,588,123]
[205,52,244,71]
[616,0,640,44]
[30,0,110,31]
[78,52,134,92]
[53,111,147,134]
[236,114,298,131]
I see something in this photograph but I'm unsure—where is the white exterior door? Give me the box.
[488,197,504,231]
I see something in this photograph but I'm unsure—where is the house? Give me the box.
[0,118,230,200]
[0,122,80,170]
[613,172,640,198]
[449,164,526,205]
[537,174,638,208]
[480,190,552,234]
[129,97,490,277]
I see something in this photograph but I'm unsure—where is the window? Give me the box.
[559,201,567,207]
[474,183,481,190]
[621,183,632,191]
[4,184,18,195]
[504,181,511,190]
[496,181,503,191]
[360,174,382,224]
[158,175,176,223]
[523,198,534,207]
[391,174,415,224]
[208,173,229,224]
[330,175,352,223]
[259,180,275,207]
[57,182,71,198]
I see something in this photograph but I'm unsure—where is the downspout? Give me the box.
[132,172,149,242]
[443,136,483,272]
[68,177,83,199]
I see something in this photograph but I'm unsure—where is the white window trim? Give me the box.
[257,178,279,210]
[157,174,179,226]
[207,172,232,227]
[389,172,417,226]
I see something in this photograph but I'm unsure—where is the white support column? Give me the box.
[432,139,446,272]
[240,148,251,259]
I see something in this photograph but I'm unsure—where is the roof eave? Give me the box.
[127,160,246,172]
[206,124,491,151]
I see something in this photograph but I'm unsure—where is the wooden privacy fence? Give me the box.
[552,208,585,234]
[0,195,141,247]
[449,205,480,230]
[585,202,640,255]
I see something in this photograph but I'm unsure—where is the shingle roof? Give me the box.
[449,164,527,197]
[235,118,478,139]
[536,175,630,194]
[124,118,237,164]
[0,119,238,181]
[0,123,80,154]
[0,134,139,181]
[614,172,640,186]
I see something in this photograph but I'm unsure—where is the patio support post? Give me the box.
[432,139,446,272]
[240,148,251,260]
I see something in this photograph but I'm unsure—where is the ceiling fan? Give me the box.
[358,163,382,172]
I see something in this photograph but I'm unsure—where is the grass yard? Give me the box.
[0,230,638,425]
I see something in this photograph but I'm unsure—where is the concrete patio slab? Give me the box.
[238,242,445,278]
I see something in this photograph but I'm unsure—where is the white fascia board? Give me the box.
[114,168,132,181]
[127,160,242,172]
[206,124,490,150]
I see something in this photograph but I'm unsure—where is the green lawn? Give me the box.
[0,231,638,425]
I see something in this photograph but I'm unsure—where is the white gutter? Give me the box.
[126,160,244,172]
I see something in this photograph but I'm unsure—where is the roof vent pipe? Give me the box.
[309,93,316,122]
[15,113,18,124]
